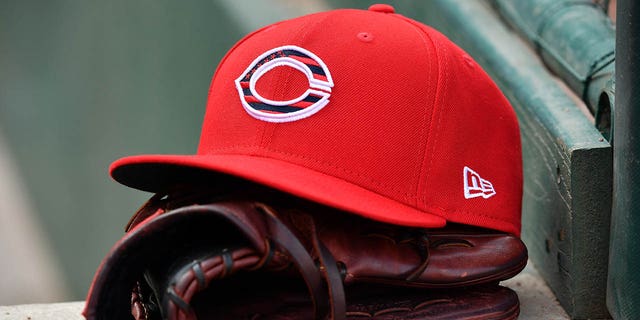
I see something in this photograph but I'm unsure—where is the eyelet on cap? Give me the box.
[368,4,395,14]
[357,32,374,42]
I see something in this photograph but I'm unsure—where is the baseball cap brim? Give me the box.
[110,155,447,228]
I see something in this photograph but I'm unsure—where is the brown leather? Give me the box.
[126,193,527,288]
[142,201,524,319]
[297,206,528,288]
[84,192,526,320]
[186,281,520,320]
[152,203,341,320]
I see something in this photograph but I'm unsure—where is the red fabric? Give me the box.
[110,7,522,235]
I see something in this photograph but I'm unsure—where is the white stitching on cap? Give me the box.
[463,166,496,199]
[235,45,334,123]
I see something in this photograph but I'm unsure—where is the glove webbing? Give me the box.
[142,202,347,320]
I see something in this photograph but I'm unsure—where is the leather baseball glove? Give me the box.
[84,188,527,320]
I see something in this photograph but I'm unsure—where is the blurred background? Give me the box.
[0,0,331,303]
[2,2,632,319]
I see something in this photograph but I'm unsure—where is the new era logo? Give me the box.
[463,166,496,199]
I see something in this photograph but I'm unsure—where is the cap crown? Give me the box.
[197,8,522,234]
[110,7,522,235]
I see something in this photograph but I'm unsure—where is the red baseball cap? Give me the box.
[110,4,523,235]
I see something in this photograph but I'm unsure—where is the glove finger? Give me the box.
[133,202,338,320]
[85,204,262,320]
[186,282,520,320]
[282,204,527,287]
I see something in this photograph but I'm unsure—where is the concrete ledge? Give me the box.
[0,301,85,320]
[0,262,568,320]
[502,262,570,319]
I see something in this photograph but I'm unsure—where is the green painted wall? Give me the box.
[0,0,244,299]
[0,0,332,303]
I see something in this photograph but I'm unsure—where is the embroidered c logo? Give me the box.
[235,46,334,123]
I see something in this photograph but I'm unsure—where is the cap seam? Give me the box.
[394,17,444,209]
[274,14,326,104]
[206,25,279,100]
[262,12,334,148]
[421,40,448,208]
[205,23,284,154]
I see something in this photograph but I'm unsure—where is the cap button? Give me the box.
[368,4,395,14]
